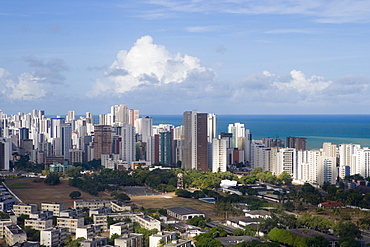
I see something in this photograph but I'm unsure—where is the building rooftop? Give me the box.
[216,236,261,247]
[167,207,204,215]
[287,228,338,242]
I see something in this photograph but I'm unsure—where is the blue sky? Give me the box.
[1,0,370,115]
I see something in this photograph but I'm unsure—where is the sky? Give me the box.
[1,0,370,116]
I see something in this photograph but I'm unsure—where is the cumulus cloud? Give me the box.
[23,57,68,85]
[233,70,333,104]
[0,57,67,101]
[89,35,215,96]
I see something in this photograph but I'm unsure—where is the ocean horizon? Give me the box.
[50,114,370,150]
[151,114,370,150]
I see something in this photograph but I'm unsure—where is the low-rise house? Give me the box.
[41,202,66,217]
[226,217,260,229]
[29,211,53,220]
[12,241,40,247]
[287,228,339,247]
[4,225,27,246]
[135,214,161,230]
[89,207,112,217]
[110,222,134,237]
[0,197,17,212]
[76,224,103,240]
[60,209,83,218]
[167,207,205,221]
[115,233,144,247]
[80,236,108,247]
[0,218,13,238]
[149,231,177,247]
[164,239,192,247]
[216,236,262,247]
[110,201,132,212]
[24,218,53,230]
[57,217,84,233]
[93,212,161,232]
[12,204,38,217]
[40,227,67,247]
[244,210,271,219]
[318,201,344,209]
[74,199,114,209]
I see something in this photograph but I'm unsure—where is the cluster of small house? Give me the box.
[0,198,209,247]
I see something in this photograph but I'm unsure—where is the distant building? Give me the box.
[115,233,144,247]
[167,207,205,221]
[4,225,27,246]
[40,227,67,247]
[286,136,307,151]
[93,125,112,160]
[41,202,66,217]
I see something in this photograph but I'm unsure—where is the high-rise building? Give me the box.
[286,136,307,150]
[159,131,172,166]
[93,125,112,160]
[111,104,129,125]
[129,109,139,126]
[182,111,208,171]
[212,138,227,172]
[228,123,245,149]
[120,124,135,167]
[0,138,10,170]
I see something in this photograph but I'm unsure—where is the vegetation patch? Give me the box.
[8,182,33,189]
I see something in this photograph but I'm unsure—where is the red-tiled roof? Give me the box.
[319,200,343,207]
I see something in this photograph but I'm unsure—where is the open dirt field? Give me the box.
[4,178,112,208]
[130,193,221,220]
[4,179,220,220]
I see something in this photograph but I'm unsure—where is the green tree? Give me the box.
[175,189,192,198]
[44,172,60,185]
[69,191,81,199]
[233,228,245,236]
[108,233,120,245]
[306,236,329,247]
[115,192,131,202]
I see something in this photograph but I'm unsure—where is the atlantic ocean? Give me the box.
[151,114,370,150]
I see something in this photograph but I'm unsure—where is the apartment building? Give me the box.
[12,204,38,217]
[41,202,66,217]
[57,217,84,233]
[40,227,67,247]
[4,225,27,246]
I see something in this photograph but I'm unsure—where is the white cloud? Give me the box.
[143,0,370,24]
[0,58,67,101]
[273,70,332,93]
[7,72,47,100]
[89,35,215,96]
[232,70,333,104]
[185,25,223,33]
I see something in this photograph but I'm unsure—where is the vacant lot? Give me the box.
[130,193,221,220]
[5,180,220,220]
[4,178,112,208]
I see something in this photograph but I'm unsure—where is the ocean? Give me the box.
[151,114,370,150]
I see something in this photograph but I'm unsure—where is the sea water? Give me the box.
[152,114,370,150]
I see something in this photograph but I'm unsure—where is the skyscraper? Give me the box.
[182,111,208,171]
[93,125,112,160]
[286,136,307,150]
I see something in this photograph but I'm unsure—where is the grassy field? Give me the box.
[5,178,221,220]
[4,178,112,208]
[130,193,221,220]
